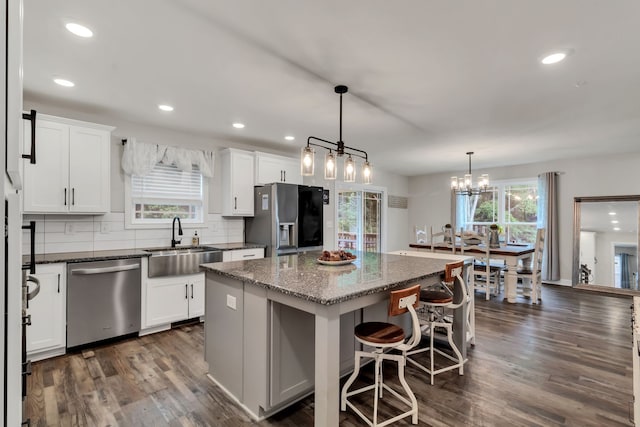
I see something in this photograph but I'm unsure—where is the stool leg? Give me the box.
[396,355,418,424]
[445,324,464,375]
[429,324,435,386]
[373,356,381,426]
[341,351,362,411]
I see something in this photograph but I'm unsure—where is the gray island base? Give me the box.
[201,251,470,427]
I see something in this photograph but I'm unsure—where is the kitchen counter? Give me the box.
[201,250,449,305]
[23,242,266,268]
[203,251,459,425]
[23,249,151,267]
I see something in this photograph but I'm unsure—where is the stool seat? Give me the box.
[420,290,452,304]
[355,322,405,345]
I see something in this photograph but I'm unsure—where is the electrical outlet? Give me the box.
[65,222,75,234]
[100,222,110,234]
[326,220,334,229]
[226,295,237,310]
[210,222,219,232]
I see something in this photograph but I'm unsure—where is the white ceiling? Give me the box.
[22,0,640,177]
[581,201,638,234]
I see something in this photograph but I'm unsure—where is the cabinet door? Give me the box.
[232,151,255,215]
[188,274,205,318]
[69,126,110,213]
[281,157,302,185]
[145,276,189,327]
[22,119,69,213]
[26,264,66,358]
[256,154,285,185]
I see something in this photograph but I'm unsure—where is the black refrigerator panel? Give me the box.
[298,186,323,249]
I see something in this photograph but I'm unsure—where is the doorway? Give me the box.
[336,189,383,253]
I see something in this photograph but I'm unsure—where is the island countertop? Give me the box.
[201,250,452,305]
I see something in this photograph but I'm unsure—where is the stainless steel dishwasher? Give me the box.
[67,258,141,348]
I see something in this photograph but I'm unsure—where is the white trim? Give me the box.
[334,182,388,253]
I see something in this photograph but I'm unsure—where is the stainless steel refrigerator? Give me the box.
[245,183,323,257]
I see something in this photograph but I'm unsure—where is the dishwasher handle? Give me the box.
[71,264,140,275]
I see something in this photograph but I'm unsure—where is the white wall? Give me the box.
[408,151,640,285]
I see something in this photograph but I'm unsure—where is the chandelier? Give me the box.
[450,152,489,196]
[301,85,372,184]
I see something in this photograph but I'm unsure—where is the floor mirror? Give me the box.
[573,195,640,291]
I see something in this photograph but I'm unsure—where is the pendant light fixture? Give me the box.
[450,152,489,196]
[301,85,372,183]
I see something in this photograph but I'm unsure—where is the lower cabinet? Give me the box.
[143,273,205,329]
[26,263,66,361]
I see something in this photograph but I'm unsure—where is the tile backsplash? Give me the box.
[22,212,244,254]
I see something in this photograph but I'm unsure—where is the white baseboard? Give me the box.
[542,279,572,287]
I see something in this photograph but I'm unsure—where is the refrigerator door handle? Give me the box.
[21,109,37,164]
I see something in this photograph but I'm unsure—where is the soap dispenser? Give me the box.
[192,231,199,246]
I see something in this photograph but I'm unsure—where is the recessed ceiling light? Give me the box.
[611,220,619,224]
[65,23,93,38]
[609,212,616,215]
[614,227,621,231]
[53,78,75,87]
[158,104,174,112]
[285,136,295,141]
[541,52,567,65]
[233,123,245,129]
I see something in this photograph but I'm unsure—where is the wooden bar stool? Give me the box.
[405,261,466,385]
[340,284,421,426]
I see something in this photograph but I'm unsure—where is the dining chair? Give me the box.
[516,228,545,303]
[461,234,504,300]
[429,226,455,253]
[405,261,467,385]
[341,284,421,426]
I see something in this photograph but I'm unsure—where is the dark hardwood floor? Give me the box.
[25,285,635,426]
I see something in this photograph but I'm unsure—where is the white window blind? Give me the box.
[131,163,204,223]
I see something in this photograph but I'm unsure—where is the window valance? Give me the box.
[121,137,214,177]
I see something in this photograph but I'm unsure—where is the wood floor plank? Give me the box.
[24,285,635,426]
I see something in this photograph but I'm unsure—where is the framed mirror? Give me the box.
[573,195,640,291]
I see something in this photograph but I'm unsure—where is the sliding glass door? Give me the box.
[337,190,382,252]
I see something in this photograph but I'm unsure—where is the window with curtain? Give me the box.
[130,163,205,224]
[457,179,538,243]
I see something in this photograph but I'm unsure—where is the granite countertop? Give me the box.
[23,242,266,267]
[201,251,450,306]
[24,249,151,266]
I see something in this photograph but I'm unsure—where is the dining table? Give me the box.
[408,243,535,303]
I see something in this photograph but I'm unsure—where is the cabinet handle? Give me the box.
[191,284,194,299]
[57,274,60,293]
[280,170,283,181]
[185,284,188,299]
[21,109,37,164]
[64,188,67,206]
[283,170,286,182]
[234,197,237,210]
[22,221,36,274]
[243,254,255,258]
[72,188,75,206]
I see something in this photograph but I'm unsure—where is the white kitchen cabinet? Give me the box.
[222,247,265,262]
[22,114,113,214]
[255,152,302,185]
[26,263,66,361]
[144,272,205,328]
[221,148,255,216]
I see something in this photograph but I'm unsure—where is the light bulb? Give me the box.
[303,155,312,167]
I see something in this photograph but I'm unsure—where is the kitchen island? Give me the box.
[201,251,467,427]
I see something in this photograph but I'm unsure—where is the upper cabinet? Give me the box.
[255,152,302,185]
[22,114,113,214]
[221,148,255,216]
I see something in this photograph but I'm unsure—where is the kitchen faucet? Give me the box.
[171,216,183,248]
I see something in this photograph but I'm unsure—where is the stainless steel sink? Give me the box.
[144,246,222,277]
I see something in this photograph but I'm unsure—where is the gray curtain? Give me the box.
[620,253,632,289]
[537,172,560,281]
